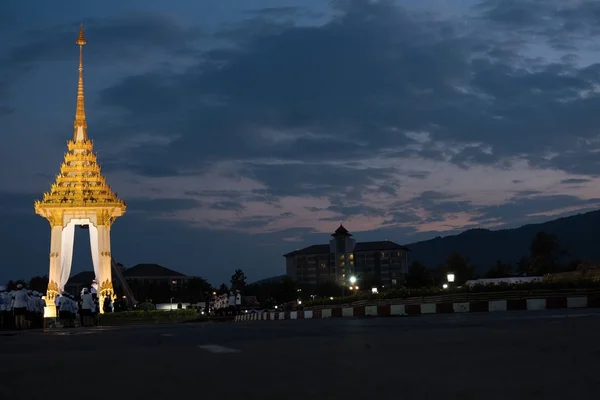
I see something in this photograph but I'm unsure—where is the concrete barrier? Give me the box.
[234,295,600,322]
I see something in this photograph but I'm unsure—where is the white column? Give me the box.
[88,223,100,280]
[46,225,63,318]
[96,224,113,313]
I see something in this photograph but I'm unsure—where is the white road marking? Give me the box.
[197,345,240,353]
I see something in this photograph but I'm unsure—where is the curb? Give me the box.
[234,295,595,322]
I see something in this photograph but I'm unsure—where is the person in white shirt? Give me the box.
[235,290,242,313]
[12,284,28,330]
[37,293,46,328]
[0,285,11,329]
[69,295,78,327]
[228,291,236,316]
[81,288,95,327]
[58,291,72,328]
[26,290,37,329]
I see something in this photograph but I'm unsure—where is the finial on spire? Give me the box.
[76,24,86,46]
[74,24,87,141]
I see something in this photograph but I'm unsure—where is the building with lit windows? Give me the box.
[283,225,410,287]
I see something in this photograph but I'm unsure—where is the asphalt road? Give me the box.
[1,309,600,399]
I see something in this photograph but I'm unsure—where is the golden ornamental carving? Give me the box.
[98,279,114,298]
[46,280,60,301]
[100,251,112,257]
[49,252,59,258]
[48,211,63,227]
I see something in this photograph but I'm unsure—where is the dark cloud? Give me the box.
[532,147,600,176]
[210,201,245,212]
[561,178,591,185]
[479,0,600,47]
[127,198,202,213]
[91,0,600,180]
[96,0,478,167]
[473,194,600,225]
[248,163,396,197]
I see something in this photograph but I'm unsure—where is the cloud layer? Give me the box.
[2,0,600,283]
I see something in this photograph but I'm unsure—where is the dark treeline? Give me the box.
[407,231,579,288]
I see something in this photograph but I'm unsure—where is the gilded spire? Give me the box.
[34,24,126,226]
[74,25,87,142]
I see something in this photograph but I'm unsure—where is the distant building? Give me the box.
[123,263,190,287]
[283,224,410,287]
[65,264,191,296]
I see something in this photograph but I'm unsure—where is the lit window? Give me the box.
[349,254,354,260]
[172,280,177,285]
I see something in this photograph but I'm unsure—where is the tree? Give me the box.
[28,275,49,293]
[185,277,213,303]
[516,256,531,276]
[484,260,513,279]
[230,269,247,292]
[529,231,565,275]
[273,277,297,304]
[406,261,432,288]
[7,280,27,291]
[218,283,229,294]
[438,252,473,285]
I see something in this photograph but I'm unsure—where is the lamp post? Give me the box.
[446,273,455,289]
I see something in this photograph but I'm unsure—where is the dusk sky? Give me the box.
[2,0,600,285]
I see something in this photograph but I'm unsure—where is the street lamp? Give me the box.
[442,283,448,289]
[349,276,357,284]
[371,287,378,294]
[447,273,455,283]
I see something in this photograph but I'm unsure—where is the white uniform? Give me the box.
[0,291,12,312]
[13,289,28,309]
[59,296,71,312]
[81,293,95,312]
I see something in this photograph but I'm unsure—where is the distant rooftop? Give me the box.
[283,225,409,257]
[67,271,95,284]
[284,240,409,257]
[124,263,186,277]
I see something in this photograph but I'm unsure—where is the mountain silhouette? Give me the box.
[405,209,600,271]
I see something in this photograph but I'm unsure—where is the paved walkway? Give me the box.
[1,309,599,399]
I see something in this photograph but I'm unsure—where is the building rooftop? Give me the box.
[124,263,186,277]
[283,240,409,257]
[67,271,96,285]
[332,224,352,237]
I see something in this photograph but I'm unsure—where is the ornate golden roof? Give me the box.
[35,25,126,222]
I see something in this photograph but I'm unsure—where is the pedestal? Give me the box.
[44,303,57,319]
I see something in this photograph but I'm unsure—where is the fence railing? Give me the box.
[304,288,600,310]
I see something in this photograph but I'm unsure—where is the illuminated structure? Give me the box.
[34,26,126,317]
[284,224,410,287]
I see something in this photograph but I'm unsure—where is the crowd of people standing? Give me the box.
[0,281,115,330]
[0,284,45,330]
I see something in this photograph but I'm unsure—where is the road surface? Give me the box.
[1,309,600,399]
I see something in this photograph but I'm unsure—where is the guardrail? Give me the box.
[304,288,600,310]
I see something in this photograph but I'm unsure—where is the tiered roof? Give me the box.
[34,26,125,220]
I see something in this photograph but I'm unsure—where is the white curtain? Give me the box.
[59,222,76,289]
[89,223,100,282]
